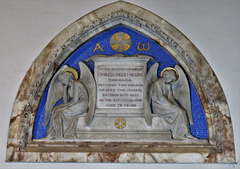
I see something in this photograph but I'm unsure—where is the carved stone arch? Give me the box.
[7,1,235,163]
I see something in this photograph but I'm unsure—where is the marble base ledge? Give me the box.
[24,140,214,154]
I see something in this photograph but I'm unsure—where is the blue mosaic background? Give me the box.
[33,26,208,139]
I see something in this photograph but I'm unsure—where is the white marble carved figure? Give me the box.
[145,63,196,140]
[43,62,96,140]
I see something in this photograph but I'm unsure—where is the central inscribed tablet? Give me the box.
[92,55,149,109]
[97,65,144,108]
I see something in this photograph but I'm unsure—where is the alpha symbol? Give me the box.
[137,43,150,51]
[93,43,104,52]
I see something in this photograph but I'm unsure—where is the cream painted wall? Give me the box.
[0,0,239,168]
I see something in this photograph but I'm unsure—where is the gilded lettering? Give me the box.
[93,43,104,52]
[137,43,150,51]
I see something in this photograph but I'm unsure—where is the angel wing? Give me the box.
[172,65,193,125]
[144,62,159,126]
[44,65,68,127]
[79,62,96,126]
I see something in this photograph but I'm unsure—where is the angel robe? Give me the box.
[151,79,189,139]
[46,81,88,139]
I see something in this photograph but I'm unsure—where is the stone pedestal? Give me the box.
[74,54,172,142]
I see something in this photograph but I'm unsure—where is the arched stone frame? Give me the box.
[6,1,235,163]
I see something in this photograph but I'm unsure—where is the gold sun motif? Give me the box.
[110,32,131,52]
[114,118,127,129]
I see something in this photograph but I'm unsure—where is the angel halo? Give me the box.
[160,67,179,84]
[61,67,79,80]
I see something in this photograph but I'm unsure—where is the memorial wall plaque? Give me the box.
[6,1,235,163]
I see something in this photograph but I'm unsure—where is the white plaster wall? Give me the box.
[0,0,239,168]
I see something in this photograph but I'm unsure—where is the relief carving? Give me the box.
[42,62,96,140]
[40,55,198,141]
[145,64,196,140]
